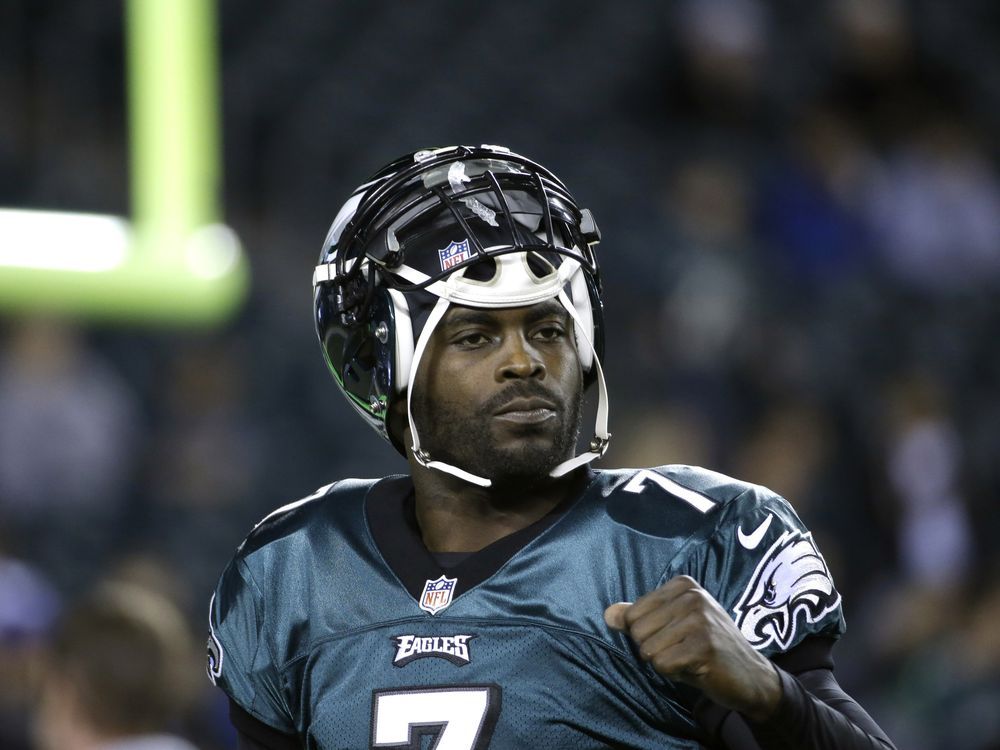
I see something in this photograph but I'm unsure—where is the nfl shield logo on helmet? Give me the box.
[419,575,458,615]
[438,239,473,272]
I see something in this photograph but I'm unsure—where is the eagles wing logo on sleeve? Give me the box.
[733,530,841,651]
[206,593,224,684]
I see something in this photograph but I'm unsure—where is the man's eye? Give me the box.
[456,332,489,347]
[534,326,566,341]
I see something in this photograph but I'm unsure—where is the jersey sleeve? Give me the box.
[208,557,296,734]
[671,486,846,659]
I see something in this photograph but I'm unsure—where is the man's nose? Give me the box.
[496,335,545,381]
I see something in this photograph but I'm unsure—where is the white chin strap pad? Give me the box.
[401,258,610,488]
[406,296,493,487]
[547,289,610,478]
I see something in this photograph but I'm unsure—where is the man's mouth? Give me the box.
[493,397,558,424]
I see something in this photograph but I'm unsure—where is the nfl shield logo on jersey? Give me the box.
[438,239,473,272]
[419,575,457,615]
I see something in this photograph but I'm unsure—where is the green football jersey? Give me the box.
[208,465,845,749]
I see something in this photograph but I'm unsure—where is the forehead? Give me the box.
[439,300,568,329]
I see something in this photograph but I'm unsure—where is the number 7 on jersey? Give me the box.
[371,685,501,750]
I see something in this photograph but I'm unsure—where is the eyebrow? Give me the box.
[441,301,569,330]
[524,300,570,325]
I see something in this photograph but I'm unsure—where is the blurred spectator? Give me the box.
[869,582,1000,750]
[33,581,201,750]
[884,373,973,589]
[0,319,138,511]
[756,106,873,290]
[0,551,60,750]
[102,554,239,750]
[0,550,60,645]
[652,155,766,454]
[864,119,1000,293]
[660,156,760,374]
[733,398,832,514]
[861,373,978,748]
[670,0,773,135]
[950,583,1000,748]
[145,338,262,512]
[825,0,952,149]
[610,402,713,471]
[140,338,266,605]
[0,319,140,592]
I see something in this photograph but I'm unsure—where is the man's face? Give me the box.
[410,300,584,487]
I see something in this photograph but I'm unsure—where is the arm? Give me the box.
[737,666,895,750]
[605,577,896,750]
[230,700,301,750]
[207,563,299,746]
[697,663,895,750]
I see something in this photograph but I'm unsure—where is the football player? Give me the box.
[208,145,896,749]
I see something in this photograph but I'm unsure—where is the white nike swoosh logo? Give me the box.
[738,513,773,550]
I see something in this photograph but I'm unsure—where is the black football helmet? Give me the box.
[313,145,609,485]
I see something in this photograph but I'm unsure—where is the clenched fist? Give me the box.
[605,575,782,722]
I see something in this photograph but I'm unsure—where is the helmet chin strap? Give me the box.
[406,297,493,487]
[404,291,611,489]
[548,289,611,477]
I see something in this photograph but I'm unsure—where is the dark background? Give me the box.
[1,1,999,748]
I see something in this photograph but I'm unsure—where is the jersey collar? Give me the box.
[364,473,591,604]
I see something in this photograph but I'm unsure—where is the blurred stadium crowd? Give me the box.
[1,1,998,748]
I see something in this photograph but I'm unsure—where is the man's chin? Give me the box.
[416,405,582,486]
[474,439,570,487]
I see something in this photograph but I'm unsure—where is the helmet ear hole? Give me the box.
[525,251,556,279]
[462,257,497,282]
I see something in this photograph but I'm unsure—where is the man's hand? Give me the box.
[604,575,782,722]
